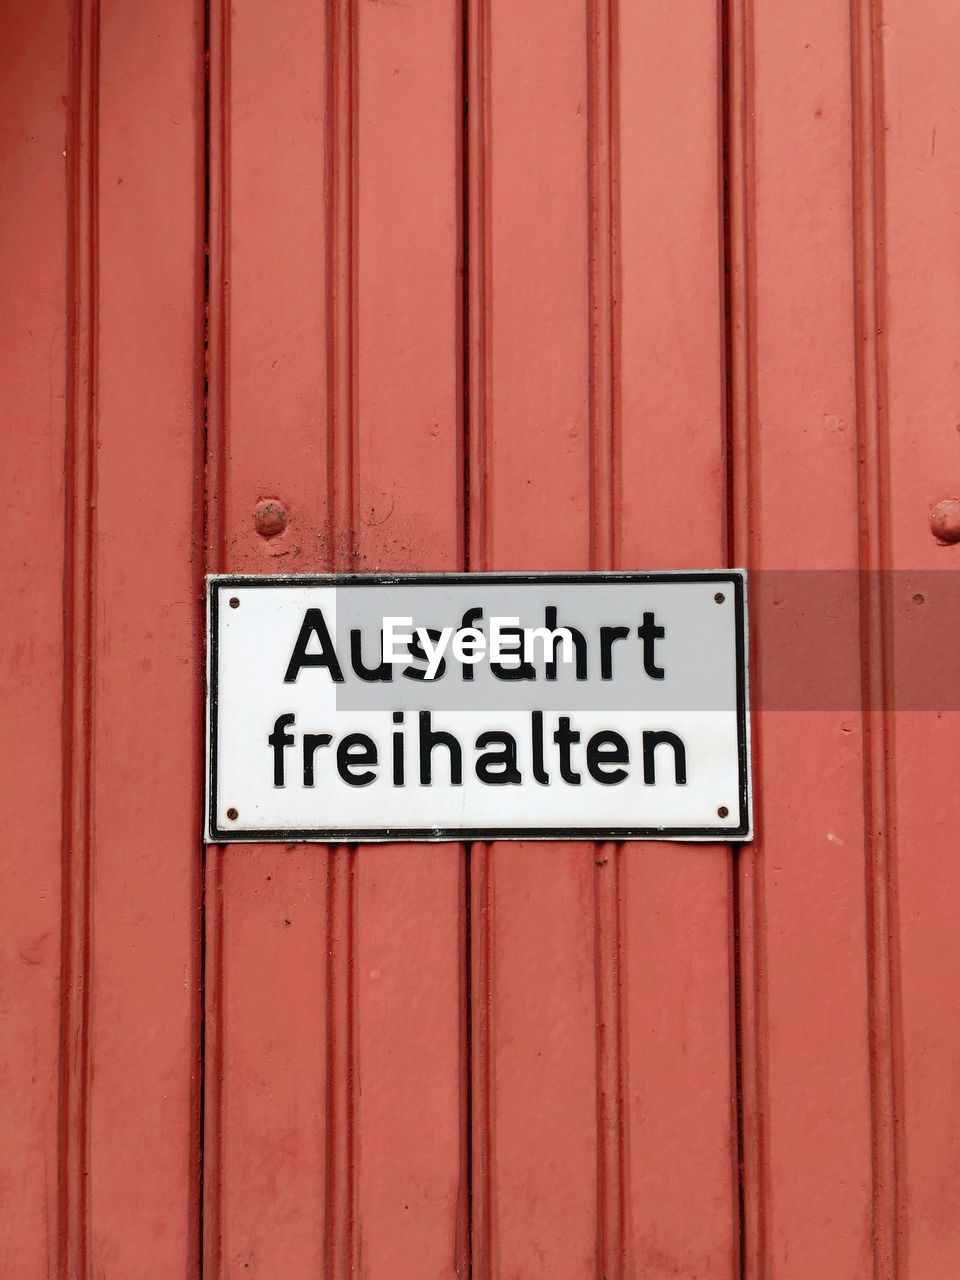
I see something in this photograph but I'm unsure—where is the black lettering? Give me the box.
[642,731,686,784]
[474,731,522,784]
[302,732,332,786]
[283,608,345,683]
[349,628,393,682]
[637,612,666,679]
[552,715,581,784]
[460,607,483,681]
[531,710,549,784]
[543,606,587,680]
[404,628,447,681]
[392,712,405,786]
[418,711,462,784]
[599,626,630,680]
[337,733,378,786]
[586,731,629,784]
[268,713,296,787]
[490,626,536,681]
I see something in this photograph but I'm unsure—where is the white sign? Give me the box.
[206,572,751,842]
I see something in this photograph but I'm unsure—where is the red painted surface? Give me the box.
[4,1,960,1277]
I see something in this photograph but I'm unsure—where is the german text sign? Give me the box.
[206,572,751,842]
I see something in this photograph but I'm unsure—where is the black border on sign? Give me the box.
[206,571,752,844]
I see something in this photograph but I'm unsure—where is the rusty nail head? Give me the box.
[717,806,729,818]
[226,808,238,821]
[229,597,240,608]
[714,592,725,603]
[930,498,960,544]
[255,499,288,538]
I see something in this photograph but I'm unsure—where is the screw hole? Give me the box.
[717,806,729,819]
[714,592,725,603]
[226,808,238,821]
[229,597,240,609]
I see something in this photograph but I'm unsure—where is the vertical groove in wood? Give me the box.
[593,841,625,1280]
[188,5,209,1269]
[719,1,748,1274]
[587,0,619,574]
[725,0,766,1274]
[202,0,230,1271]
[466,0,491,574]
[59,1,99,1273]
[324,5,358,1278]
[469,842,494,1280]
[205,0,230,579]
[587,1,626,1276]
[327,0,358,572]
[458,849,473,1280]
[718,0,744,1265]
[457,13,472,1266]
[849,2,900,1275]
[191,0,209,1261]
[201,849,224,1279]
[465,3,494,1276]
[324,848,358,1280]
[460,0,470,584]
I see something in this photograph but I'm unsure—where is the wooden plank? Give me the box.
[86,1,205,1274]
[208,1,463,1276]
[0,1,70,1274]
[352,4,464,1278]
[61,1,99,1271]
[206,0,332,1270]
[469,3,598,1276]
[850,0,897,1270]
[469,3,739,1276]
[879,1,960,1273]
[616,1,738,1273]
[729,1,875,1275]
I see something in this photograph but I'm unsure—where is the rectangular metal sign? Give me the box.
[206,572,751,842]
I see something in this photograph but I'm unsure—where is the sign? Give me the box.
[206,572,751,842]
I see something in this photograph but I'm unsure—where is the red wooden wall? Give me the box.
[4,0,960,1276]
